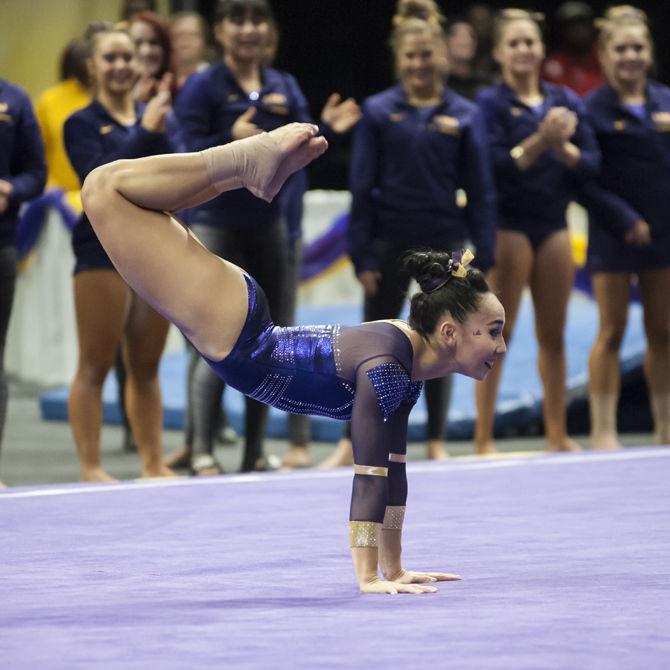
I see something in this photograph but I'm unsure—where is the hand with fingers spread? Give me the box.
[232,107,263,140]
[386,568,462,585]
[359,577,438,595]
[320,93,362,134]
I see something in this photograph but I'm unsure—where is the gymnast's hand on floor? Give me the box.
[387,569,462,584]
[359,577,438,595]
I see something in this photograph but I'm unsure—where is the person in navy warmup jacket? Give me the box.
[0,79,46,485]
[64,25,175,482]
[474,9,600,455]
[327,0,496,468]
[578,6,670,450]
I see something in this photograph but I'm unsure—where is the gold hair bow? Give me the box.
[451,248,474,278]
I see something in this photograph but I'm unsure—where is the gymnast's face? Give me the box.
[448,292,506,381]
[216,9,269,64]
[494,19,545,79]
[396,32,445,95]
[129,20,165,78]
[600,25,652,89]
[90,32,138,97]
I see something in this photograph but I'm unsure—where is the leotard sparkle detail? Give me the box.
[203,274,423,422]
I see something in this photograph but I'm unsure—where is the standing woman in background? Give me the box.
[173,0,360,474]
[128,11,175,103]
[581,7,670,449]
[334,0,496,466]
[64,25,174,482]
[0,79,46,486]
[474,9,600,455]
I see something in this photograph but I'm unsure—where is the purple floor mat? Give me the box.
[2,448,669,670]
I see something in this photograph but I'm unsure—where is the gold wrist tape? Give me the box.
[388,453,406,463]
[349,521,381,547]
[353,464,388,477]
[382,506,406,530]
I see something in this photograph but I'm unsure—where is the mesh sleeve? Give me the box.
[348,355,413,524]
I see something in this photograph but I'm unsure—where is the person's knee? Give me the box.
[81,160,130,219]
[599,322,626,351]
[77,359,114,387]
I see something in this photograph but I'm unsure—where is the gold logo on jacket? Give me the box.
[613,119,626,130]
[652,111,670,132]
[389,112,406,122]
[262,93,287,106]
[0,102,9,122]
[227,93,240,102]
[263,93,289,115]
[432,114,460,135]
[510,106,523,116]
[99,124,114,135]
[0,102,8,112]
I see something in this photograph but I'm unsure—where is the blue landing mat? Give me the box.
[40,294,645,441]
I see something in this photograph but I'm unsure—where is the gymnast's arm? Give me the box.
[348,357,438,594]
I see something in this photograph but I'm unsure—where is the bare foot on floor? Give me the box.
[141,464,177,478]
[545,437,582,452]
[426,440,450,460]
[318,438,353,468]
[591,434,622,450]
[282,446,311,469]
[81,467,117,483]
[163,445,191,469]
[474,441,498,456]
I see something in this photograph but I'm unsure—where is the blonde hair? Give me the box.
[389,0,446,53]
[595,5,651,48]
[492,8,544,48]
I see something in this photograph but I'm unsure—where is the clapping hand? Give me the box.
[320,93,362,134]
[540,107,578,148]
[141,73,173,133]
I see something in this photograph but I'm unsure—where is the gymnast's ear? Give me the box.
[437,315,458,345]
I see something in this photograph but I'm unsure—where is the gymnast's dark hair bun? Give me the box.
[404,249,490,338]
[404,249,455,293]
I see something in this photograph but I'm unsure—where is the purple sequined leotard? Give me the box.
[204,274,423,527]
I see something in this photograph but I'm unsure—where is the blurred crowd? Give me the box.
[1,0,669,485]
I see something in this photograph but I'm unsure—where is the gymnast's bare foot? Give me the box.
[282,446,311,469]
[318,437,354,468]
[591,433,622,450]
[545,436,581,452]
[235,123,328,202]
[426,440,450,460]
[141,463,177,478]
[473,440,498,456]
[81,466,117,483]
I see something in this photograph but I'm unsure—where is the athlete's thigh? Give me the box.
[73,270,129,366]
[84,185,248,360]
[529,230,574,337]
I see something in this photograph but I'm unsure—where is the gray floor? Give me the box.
[0,379,657,488]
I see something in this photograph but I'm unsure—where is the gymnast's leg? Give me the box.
[81,124,327,360]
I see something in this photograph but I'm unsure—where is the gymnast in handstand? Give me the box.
[81,122,506,594]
